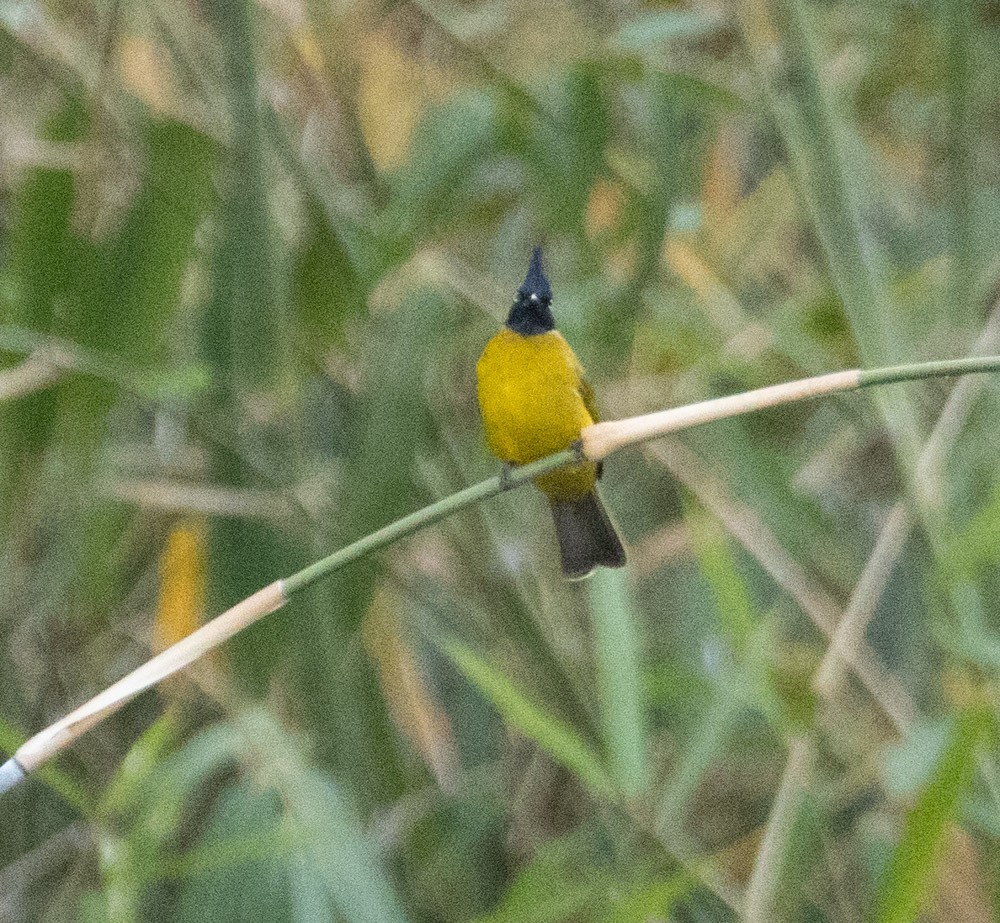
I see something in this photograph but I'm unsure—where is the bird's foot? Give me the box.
[569,439,600,477]
[499,463,518,492]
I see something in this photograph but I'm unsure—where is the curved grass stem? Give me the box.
[4,355,1000,790]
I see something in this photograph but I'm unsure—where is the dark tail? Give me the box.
[549,491,627,580]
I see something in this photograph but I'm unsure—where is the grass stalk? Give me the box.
[4,355,1000,791]
[942,0,975,335]
[0,350,66,402]
[647,440,917,734]
[737,0,922,463]
[744,735,815,923]
[815,301,1000,712]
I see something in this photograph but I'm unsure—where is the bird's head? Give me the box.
[506,246,555,336]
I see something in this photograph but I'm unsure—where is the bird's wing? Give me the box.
[579,375,600,424]
[558,329,602,424]
[578,373,605,478]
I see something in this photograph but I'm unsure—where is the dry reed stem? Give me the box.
[15,582,285,771]
[584,370,861,460]
[106,479,295,520]
[814,303,1000,699]
[646,439,917,732]
[0,350,67,402]
[744,735,815,923]
[7,354,1000,785]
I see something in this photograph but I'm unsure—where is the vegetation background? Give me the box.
[2,0,1000,920]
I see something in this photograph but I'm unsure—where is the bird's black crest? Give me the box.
[506,246,555,336]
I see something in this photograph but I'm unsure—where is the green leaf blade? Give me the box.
[588,568,648,797]
[443,641,615,798]
[877,709,991,923]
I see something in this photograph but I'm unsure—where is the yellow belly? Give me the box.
[476,329,597,501]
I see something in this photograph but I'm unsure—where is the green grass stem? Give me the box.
[859,355,1000,389]
[5,355,1000,790]
[282,449,577,594]
[738,0,922,462]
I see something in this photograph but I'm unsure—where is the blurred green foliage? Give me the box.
[2,0,1000,921]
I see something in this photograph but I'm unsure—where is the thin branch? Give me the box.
[4,356,1000,791]
[104,479,295,521]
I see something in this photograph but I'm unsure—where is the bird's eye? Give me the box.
[530,293,539,303]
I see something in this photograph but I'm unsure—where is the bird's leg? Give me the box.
[499,462,518,492]
[570,438,601,477]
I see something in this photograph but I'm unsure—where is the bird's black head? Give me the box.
[505,247,555,336]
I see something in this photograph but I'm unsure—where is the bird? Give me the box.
[476,247,627,579]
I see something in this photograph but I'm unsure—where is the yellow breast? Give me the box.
[476,329,597,500]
